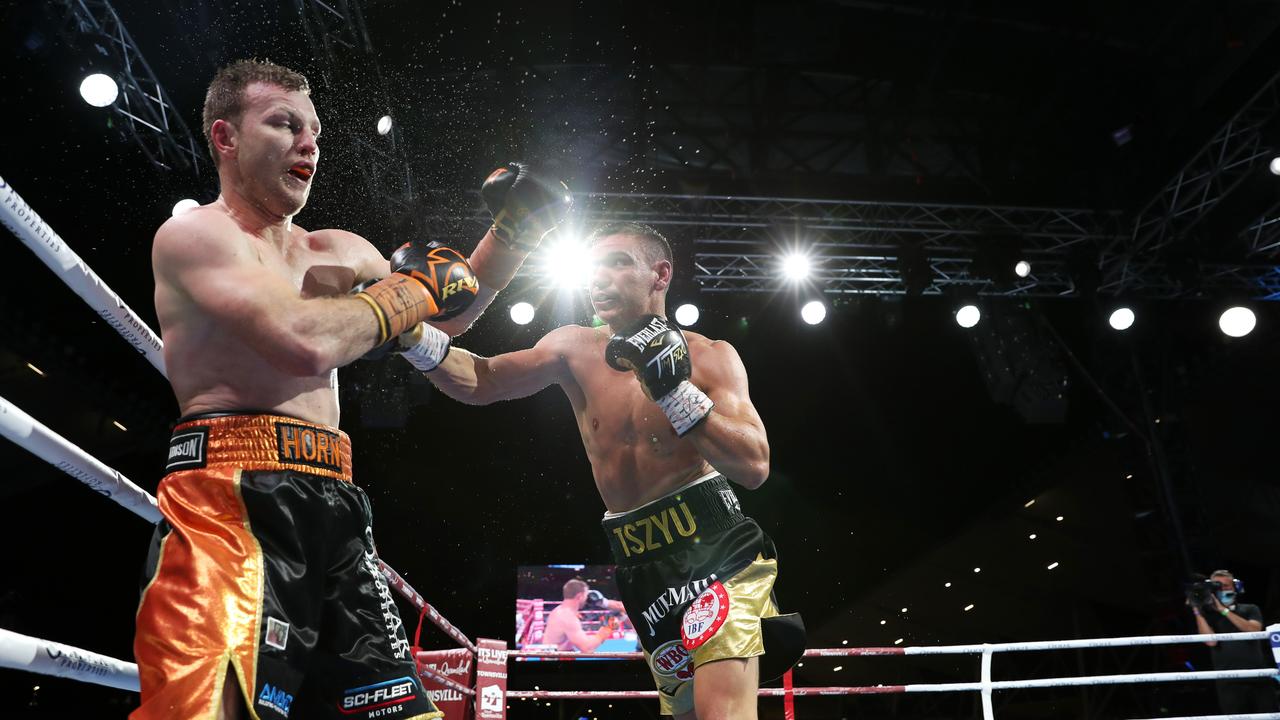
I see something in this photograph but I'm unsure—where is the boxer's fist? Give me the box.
[583,589,606,610]
[606,314,715,436]
[605,315,691,401]
[481,162,572,251]
[390,241,479,321]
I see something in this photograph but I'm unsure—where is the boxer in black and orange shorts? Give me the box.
[134,413,441,720]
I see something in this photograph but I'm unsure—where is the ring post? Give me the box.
[474,639,509,720]
[980,645,995,720]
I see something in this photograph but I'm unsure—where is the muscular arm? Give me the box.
[432,228,533,337]
[685,341,771,489]
[154,217,381,376]
[426,326,573,405]
[561,614,610,653]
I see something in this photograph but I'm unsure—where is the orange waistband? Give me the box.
[165,413,352,482]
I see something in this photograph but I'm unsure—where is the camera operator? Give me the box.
[1189,569,1278,713]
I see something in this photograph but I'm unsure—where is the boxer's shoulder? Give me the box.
[300,227,372,253]
[543,323,598,348]
[152,205,250,269]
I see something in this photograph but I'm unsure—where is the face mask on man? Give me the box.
[1216,590,1237,606]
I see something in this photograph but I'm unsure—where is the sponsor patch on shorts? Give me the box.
[339,676,418,716]
[681,580,730,650]
[265,616,289,650]
[275,422,343,473]
[258,682,294,717]
[650,639,695,680]
[165,428,208,472]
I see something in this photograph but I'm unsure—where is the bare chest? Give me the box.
[257,237,358,298]
[571,351,682,450]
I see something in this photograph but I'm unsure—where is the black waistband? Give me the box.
[602,475,746,565]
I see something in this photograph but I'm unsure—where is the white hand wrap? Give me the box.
[656,380,714,437]
[398,322,451,372]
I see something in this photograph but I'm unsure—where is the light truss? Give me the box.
[1100,68,1280,292]
[689,252,1280,298]
[54,0,203,174]
[432,190,1278,298]
[1243,200,1280,258]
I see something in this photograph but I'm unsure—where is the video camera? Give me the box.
[1184,572,1244,607]
[1185,578,1223,608]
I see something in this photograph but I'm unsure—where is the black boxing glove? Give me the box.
[583,589,606,611]
[352,241,477,349]
[605,315,714,436]
[389,241,479,321]
[480,162,573,252]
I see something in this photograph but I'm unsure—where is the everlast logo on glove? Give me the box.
[625,316,670,352]
[276,422,343,473]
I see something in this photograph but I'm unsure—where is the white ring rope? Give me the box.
[0,394,161,523]
[1135,715,1280,720]
[0,175,166,375]
[815,630,1276,656]
[512,630,1273,660]
[900,667,1279,693]
[0,628,139,692]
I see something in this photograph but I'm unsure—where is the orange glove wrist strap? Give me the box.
[356,274,438,344]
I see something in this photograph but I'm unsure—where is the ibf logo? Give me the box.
[339,677,418,715]
[258,683,294,717]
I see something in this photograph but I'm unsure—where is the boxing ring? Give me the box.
[3,174,1280,719]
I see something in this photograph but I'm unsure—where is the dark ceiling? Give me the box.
[2,1,1279,718]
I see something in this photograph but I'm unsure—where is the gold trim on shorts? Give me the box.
[643,555,780,716]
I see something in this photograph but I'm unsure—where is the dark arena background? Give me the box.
[2,1,1280,718]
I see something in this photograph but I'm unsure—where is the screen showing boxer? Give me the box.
[515,564,637,657]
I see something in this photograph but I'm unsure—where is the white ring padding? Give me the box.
[0,628,139,692]
[0,174,166,376]
[0,394,161,523]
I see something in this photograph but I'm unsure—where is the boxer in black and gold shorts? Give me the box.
[134,413,441,720]
[603,472,805,716]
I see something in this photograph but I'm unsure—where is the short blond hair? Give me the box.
[202,59,310,166]
[563,579,588,600]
